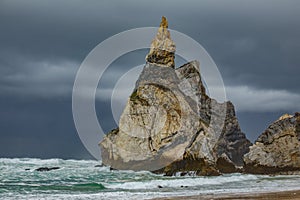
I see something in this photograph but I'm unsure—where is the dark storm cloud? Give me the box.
[1,0,299,97]
[0,0,299,158]
[0,96,94,159]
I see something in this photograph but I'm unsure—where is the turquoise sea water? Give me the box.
[1,158,300,200]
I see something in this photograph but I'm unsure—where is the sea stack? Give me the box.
[99,17,251,175]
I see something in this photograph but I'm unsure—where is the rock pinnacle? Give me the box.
[146,16,176,68]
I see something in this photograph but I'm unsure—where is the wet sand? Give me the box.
[152,190,300,199]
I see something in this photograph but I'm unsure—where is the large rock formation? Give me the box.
[244,112,300,174]
[99,17,251,176]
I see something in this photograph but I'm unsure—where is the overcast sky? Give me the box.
[0,0,299,159]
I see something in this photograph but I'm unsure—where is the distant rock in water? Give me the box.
[244,112,300,174]
[35,167,60,172]
[99,17,251,176]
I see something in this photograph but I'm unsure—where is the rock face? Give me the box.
[244,113,300,174]
[99,17,251,176]
[145,16,176,68]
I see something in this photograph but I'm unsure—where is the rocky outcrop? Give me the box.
[35,167,60,172]
[244,112,300,174]
[99,17,251,176]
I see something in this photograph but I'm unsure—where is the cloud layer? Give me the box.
[227,86,300,112]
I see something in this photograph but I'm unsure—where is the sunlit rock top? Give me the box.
[146,16,176,68]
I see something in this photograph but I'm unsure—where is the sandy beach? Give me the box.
[152,190,300,200]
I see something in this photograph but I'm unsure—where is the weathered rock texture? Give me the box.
[244,112,300,174]
[100,17,251,176]
[145,16,176,68]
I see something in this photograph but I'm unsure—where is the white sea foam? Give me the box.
[105,174,258,190]
[1,158,300,200]
[0,158,98,166]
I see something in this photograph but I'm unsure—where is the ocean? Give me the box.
[1,158,300,200]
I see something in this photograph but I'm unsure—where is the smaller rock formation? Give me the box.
[145,16,176,68]
[35,167,60,172]
[244,112,300,174]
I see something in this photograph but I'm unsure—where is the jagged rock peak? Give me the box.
[277,113,293,121]
[160,16,168,28]
[146,16,176,68]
